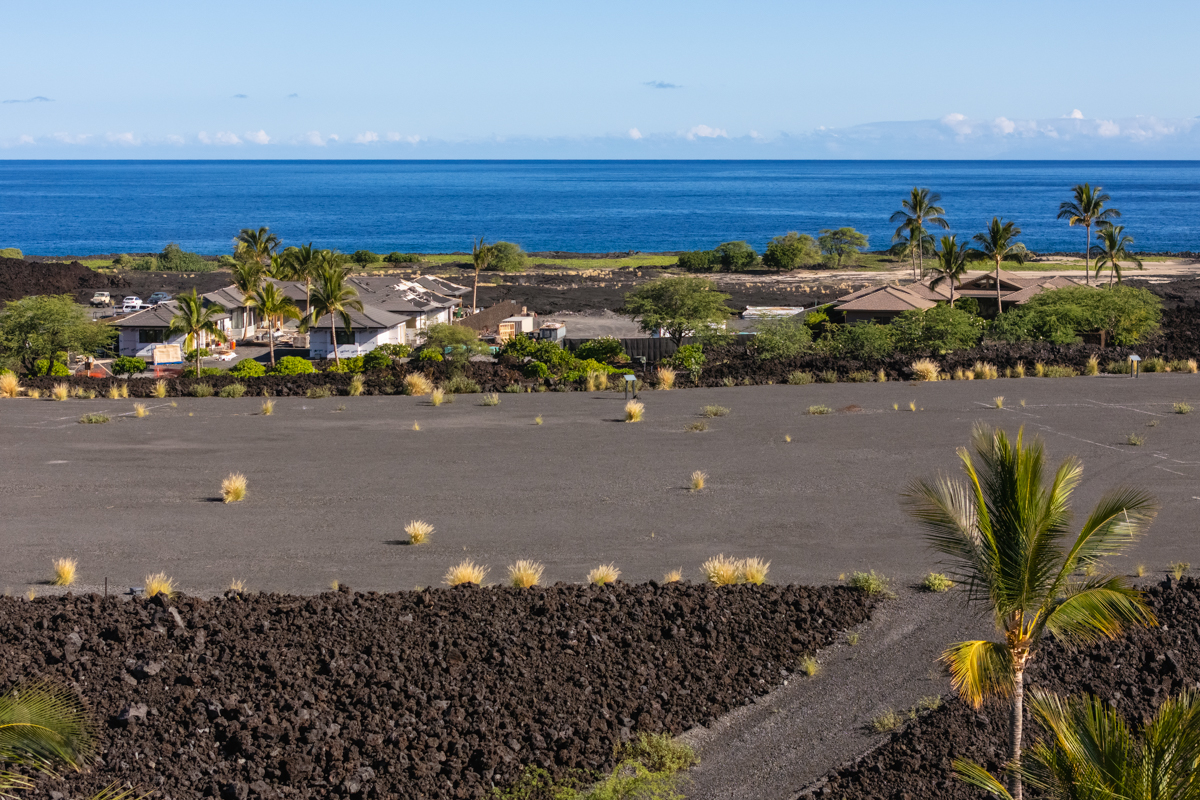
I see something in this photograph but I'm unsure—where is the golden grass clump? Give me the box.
[587,563,620,585]
[51,557,78,587]
[144,572,176,598]
[133,402,149,418]
[411,421,421,431]
[106,383,122,399]
[1034,361,1047,377]
[507,560,545,588]
[656,366,676,390]
[403,372,434,396]
[993,396,1004,409]
[584,370,609,392]
[444,559,489,586]
[624,400,645,423]
[973,361,998,380]
[534,415,543,425]
[429,387,447,406]
[701,554,742,586]
[800,656,820,677]
[479,392,500,406]
[405,519,433,545]
[229,578,247,593]
[26,588,36,601]
[1174,402,1192,415]
[0,372,22,398]
[662,568,683,583]
[51,383,70,401]
[261,398,275,415]
[1186,359,1199,374]
[1085,354,1100,376]
[689,470,707,491]
[221,472,248,503]
[348,374,365,396]
[1014,361,1026,378]
[876,369,887,383]
[27,388,41,399]
[805,404,832,415]
[910,359,940,381]
[740,557,770,585]
[921,572,954,592]
[120,383,130,398]
[909,400,917,412]
[153,379,168,398]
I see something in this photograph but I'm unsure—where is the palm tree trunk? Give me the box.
[995,260,1003,315]
[473,267,480,312]
[1008,667,1025,800]
[330,317,341,368]
[268,316,276,366]
[1083,224,1091,286]
[950,284,955,308]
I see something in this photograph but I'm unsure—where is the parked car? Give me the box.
[121,296,144,312]
[147,292,172,305]
[90,292,113,307]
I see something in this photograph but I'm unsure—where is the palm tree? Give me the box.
[1057,184,1120,287]
[0,681,93,793]
[285,243,322,317]
[904,424,1158,800]
[890,188,949,279]
[169,288,227,374]
[245,282,300,366]
[928,235,970,307]
[303,264,363,369]
[230,260,264,295]
[1092,224,1143,286]
[971,218,1027,315]
[471,236,494,313]
[234,226,281,266]
[955,689,1200,800]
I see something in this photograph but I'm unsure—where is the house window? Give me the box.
[232,308,245,328]
[335,328,356,345]
[138,329,166,344]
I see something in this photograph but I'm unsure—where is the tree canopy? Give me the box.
[0,294,115,374]
[891,304,984,354]
[762,232,820,270]
[989,285,1161,346]
[624,276,733,344]
[818,228,869,267]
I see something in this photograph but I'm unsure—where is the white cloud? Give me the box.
[198,131,241,145]
[404,134,421,144]
[17,134,35,145]
[686,124,728,140]
[166,134,185,145]
[628,127,643,140]
[53,132,92,144]
[353,131,379,144]
[107,132,140,146]
[304,131,326,146]
[245,129,271,145]
[940,112,972,135]
[1067,109,1084,119]
[1097,120,1120,137]
[749,130,762,139]
[992,117,1015,135]
[386,132,402,142]
[328,134,340,142]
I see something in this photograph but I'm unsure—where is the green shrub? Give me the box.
[350,249,383,265]
[218,382,247,398]
[184,348,210,363]
[111,356,147,377]
[990,285,1162,346]
[443,374,482,393]
[78,413,110,424]
[669,343,705,373]
[702,404,731,417]
[677,250,717,272]
[417,349,443,362]
[1043,365,1078,378]
[618,733,697,774]
[575,336,627,364]
[921,572,954,592]
[762,232,820,270]
[806,404,832,415]
[374,342,412,359]
[33,358,71,376]
[750,316,812,360]
[1142,356,1167,373]
[305,385,333,398]
[523,360,549,378]
[385,252,419,263]
[270,356,316,375]
[818,370,839,383]
[324,355,365,373]
[216,255,238,268]
[563,358,626,383]
[787,370,814,385]
[713,240,759,271]
[890,305,983,354]
[157,243,214,272]
[191,382,215,397]
[830,322,895,361]
[848,569,894,597]
[0,247,22,259]
[362,349,393,370]
[1104,359,1132,374]
[228,359,267,378]
[488,241,528,272]
[847,370,875,383]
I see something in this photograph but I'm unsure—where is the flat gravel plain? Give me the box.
[2,374,1198,596]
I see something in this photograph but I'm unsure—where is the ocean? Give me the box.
[2,160,1199,256]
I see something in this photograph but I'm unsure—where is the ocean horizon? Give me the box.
[3,159,1199,256]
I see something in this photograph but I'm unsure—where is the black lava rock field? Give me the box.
[0,582,872,800]
[816,578,1200,800]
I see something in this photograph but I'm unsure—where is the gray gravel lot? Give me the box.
[2,375,1198,596]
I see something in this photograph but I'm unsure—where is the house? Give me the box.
[834,271,1089,323]
[203,286,261,341]
[110,301,231,359]
[834,285,940,324]
[307,305,412,360]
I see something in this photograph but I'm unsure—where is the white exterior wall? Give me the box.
[309,325,405,359]
[118,329,190,358]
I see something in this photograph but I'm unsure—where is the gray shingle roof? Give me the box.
[309,304,411,330]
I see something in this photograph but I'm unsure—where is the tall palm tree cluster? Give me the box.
[893,183,1136,313]
[170,227,365,368]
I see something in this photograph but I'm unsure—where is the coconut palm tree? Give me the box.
[971,218,1027,315]
[245,282,300,366]
[0,681,93,793]
[470,236,493,313]
[890,188,949,279]
[303,264,363,369]
[904,424,1158,800]
[955,689,1200,800]
[1091,224,1143,286]
[233,226,281,266]
[285,243,321,317]
[1057,184,1120,286]
[230,260,264,295]
[928,235,970,307]
[169,288,227,374]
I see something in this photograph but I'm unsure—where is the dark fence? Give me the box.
[563,337,695,362]
[454,301,521,333]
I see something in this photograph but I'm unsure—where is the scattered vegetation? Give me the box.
[806,405,832,415]
[229,579,247,593]
[689,470,707,492]
[686,420,708,433]
[618,732,697,775]
[741,557,770,585]
[480,392,500,406]
[992,396,1004,409]
[787,370,815,385]
[51,383,70,401]
[191,382,214,398]
[624,400,644,423]
[305,385,333,399]
[1174,402,1192,414]
[403,373,434,396]
[444,559,489,586]
[662,569,683,583]
[846,631,861,646]
[702,555,742,586]
[1126,432,1146,446]
[78,413,109,424]
[0,371,21,398]
[152,379,168,398]
[701,404,730,417]
[143,572,175,598]
[507,560,545,588]
[1044,365,1078,378]
[131,402,148,418]
[430,388,447,406]
[922,572,954,593]
[848,570,894,597]
[656,366,676,390]
[587,563,620,585]
[51,557,77,587]
[534,415,543,425]
[221,472,248,503]
[261,398,275,415]
[800,656,820,677]
[871,709,903,733]
[348,374,365,396]
[405,520,433,545]
[1171,561,1190,580]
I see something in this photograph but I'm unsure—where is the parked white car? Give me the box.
[121,296,144,313]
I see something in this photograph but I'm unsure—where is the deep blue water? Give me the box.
[2,160,1199,256]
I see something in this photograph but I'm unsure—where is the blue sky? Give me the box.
[4,0,1200,158]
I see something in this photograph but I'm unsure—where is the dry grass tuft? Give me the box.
[583,370,608,392]
[27,388,41,399]
[444,559,489,586]
[910,358,941,382]
[26,588,36,601]
[689,470,707,491]
[534,415,543,425]
[656,366,676,390]
[686,420,709,433]
[1186,359,1199,374]
[106,383,122,400]
[662,568,683,583]
[587,563,621,585]
[921,572,954,592]
[479,393,500,406]
[429,387,447,406]
[848,569,894,597]
[405,519,433,545]
[1034,361,1047,377]
[846,631,861,646]
[144,572,176,598]
[624,400,645,423]
[348,374,365,396]
[403,373,434,396]
[701,404,731,417]
[261,398,275,415]
[229,578,247,593]
[800,656,820,677]
[784,434,792,443]
[992,396,1004,409]
[51,383,70,401]
[1174,402,1192,415]
[740,557,770,585]
[876,369,887,383]
[1085,354,1100,376]
[974,361,998,380]
[120,383,130,398]
[701,554,743,586]
[1014,362,1026,378]
[0,372,21,398]
[806,404,831,415]
[221,472,248,503]
[51,557,78,587]
[153,379,168,398]
[133,402,149,418]
[411,421,421,431]
[1127,432,1146,446]
[507,560,545,588]
[909,401,917,412]
[329,580,340,591]
[1171,561,1190,580]
[78,413,110,424]
[1135,564,1147,578]
[871,709,903,733]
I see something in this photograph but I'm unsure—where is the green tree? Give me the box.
[488,241,527,273]
[285,243,322,316]
[955,689,1200,800]
[245,282,301,366]
[904,424,1158,800]
[762,232,820,271]
[158,243,213,273]
[230,260,264,295]
[0,294,115,374]
[234,226,281,266]
[1091,224,1142,286]
[303,264,363,369]
[928,235,971,307]
[828,321,894,361]
[749,315,812,360]
[713,241,758,271]
[1057,184,1120,287]
[169,289,228,374]
[890,188,949,278]
[420,323,489,366]
[817,228,869,268]
[624,276,733,345]
[971,217,1027,315]
[890,304,982,353]
[677,250,717,272]
[470,237,494,312]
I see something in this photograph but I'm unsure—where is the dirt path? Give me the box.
[679,588,988,800]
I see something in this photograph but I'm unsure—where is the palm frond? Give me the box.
[1024,690,1131,798]
[952,759,1014,799]
[1063,486,1157,572]
[0,682,93,770]
[903,476,991,596]
[1042,580,1156,645]
[943,639,1013,707]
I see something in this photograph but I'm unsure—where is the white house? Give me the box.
[111,301,231,359]
[307,305,412,359]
